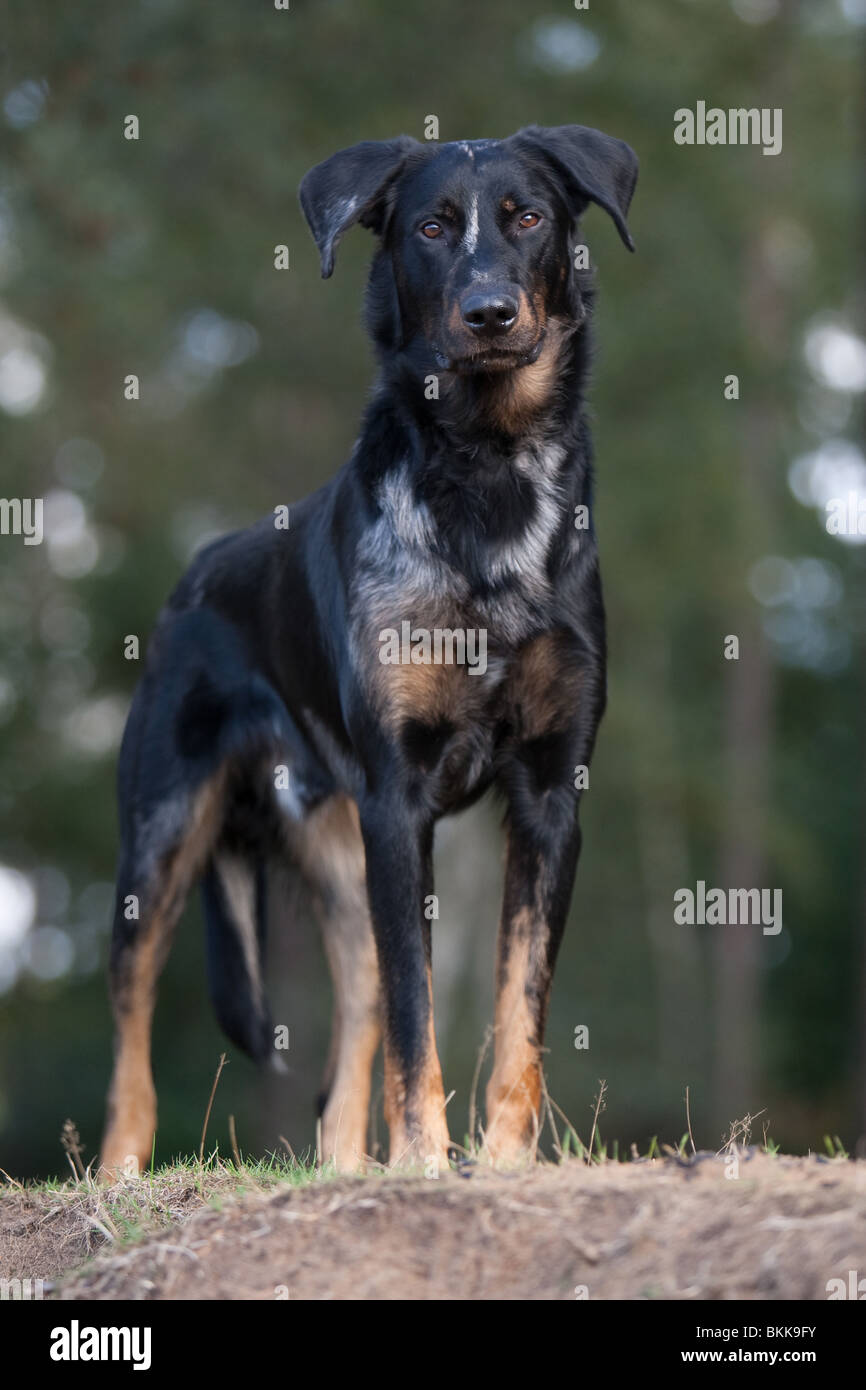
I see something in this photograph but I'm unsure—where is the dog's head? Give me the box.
[300,126,637,382]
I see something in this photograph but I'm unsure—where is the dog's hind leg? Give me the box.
[291,795,381,1172]
[100,604,309,1177]
[101,774,227,1176]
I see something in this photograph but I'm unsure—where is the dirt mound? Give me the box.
[12,1153,860,1301]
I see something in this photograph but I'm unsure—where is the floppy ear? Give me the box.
[510,124,638,251]
[299,136,423,278]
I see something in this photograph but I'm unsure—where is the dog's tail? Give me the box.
[201,852,283,1070]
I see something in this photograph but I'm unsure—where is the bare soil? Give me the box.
[2,1153,864,1300]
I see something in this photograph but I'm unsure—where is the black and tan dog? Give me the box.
[101,124,637,1175]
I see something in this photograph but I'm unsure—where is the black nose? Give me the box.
[460,291,519,334]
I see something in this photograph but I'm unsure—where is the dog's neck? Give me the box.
[377,312,590,471]
[354,320,594,594]
[444,317,583,447]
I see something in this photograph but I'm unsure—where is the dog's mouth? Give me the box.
[433,335,545,376]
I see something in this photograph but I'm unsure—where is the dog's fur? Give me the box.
[101,125,637,1174]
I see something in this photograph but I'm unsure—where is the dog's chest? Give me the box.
[354,447,567,637]
[351,450,574,801]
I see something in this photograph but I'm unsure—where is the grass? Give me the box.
[2,1064,853,1252]
[0,1146,328,1255]
[1,1055,857,1303]
[0,1114,855,1296]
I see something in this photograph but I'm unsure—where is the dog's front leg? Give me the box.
[485,757,585,1165]
[359,794,450,1169]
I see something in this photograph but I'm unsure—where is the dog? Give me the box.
[100,124,638,1175]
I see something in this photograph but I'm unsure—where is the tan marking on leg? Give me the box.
[288,796,382,1173]
[101,777,226,1178]
[385,964,450,1169]
[293,796,449,1169]
[320,1007,380,1173]
[485,906,547,1165]
[101,925,161,1176]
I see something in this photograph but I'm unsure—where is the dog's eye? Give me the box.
[518,212,542,229]
[420,221,443,239]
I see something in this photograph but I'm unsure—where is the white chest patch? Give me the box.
[354,465,461,621]
[486,444,566,597]
[352,447,568,651]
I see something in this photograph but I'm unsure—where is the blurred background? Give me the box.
[0,0,864,1179]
